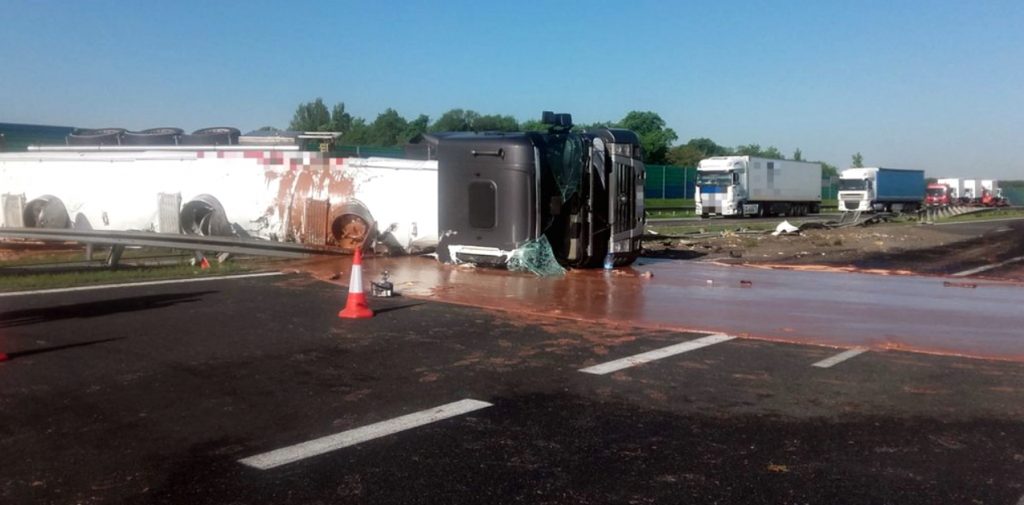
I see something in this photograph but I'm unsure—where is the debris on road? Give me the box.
[771,221,800,236]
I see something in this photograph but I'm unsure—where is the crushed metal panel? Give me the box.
[2,193,26,227]
[301,199,330,245]
[157,192,182,234]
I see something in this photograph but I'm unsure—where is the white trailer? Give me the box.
[937,178,965,199]
[980,179,1001,198]
[695,156,822,217]
[962,179,980,201]
[0,146,438,253]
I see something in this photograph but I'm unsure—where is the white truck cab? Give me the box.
[837,168,877,212]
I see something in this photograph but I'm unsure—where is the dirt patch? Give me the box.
[644,219,1024,281]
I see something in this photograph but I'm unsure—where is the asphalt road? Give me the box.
[2,273,1023,504]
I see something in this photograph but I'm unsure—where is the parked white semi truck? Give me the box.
[695,156,822,217]
[837,167,925,213]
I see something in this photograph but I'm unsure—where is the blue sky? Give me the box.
[2,0,1021,178]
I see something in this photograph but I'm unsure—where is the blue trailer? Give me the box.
[837,167,926,212]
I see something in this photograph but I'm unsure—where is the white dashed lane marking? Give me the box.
[812,347,869,368]
[579,334,736,375]
[239,399,493,470]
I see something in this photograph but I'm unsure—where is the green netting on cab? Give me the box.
[507,236,566,277]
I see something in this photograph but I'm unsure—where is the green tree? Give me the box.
[761,146,785,159]
[472,114,519,132]
[329,103,354,133]
[289,98,332,131]
[734,143,762,156]
[687,137,729,157]
[341,118,371,145]
[402,114,430,142]
[734,143,784,159]
[793,148,803,161]
[430,109,479,132]
[366,108,409,146]
[666,145,704,167]
[521,119,547,132]
[819,161,838,178]
[852,152,864,168]
[256,126,280,132]
[667,137,730,166]
[572,120,615,133]
[616,111,677,164]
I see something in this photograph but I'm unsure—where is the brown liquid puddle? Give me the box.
[291,255,1024,362]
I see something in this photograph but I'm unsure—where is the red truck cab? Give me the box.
[925,183,951,206]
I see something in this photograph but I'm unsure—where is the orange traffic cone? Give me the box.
[338,248,374,319]
[200,257,211,270]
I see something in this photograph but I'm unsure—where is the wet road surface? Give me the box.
[302,254,1024,361]
[2,274,1023,504]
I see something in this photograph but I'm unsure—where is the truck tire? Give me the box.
[330,201,375,252]
[613,251,640,267]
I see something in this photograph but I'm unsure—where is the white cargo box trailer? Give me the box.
[962,179,980,201]
[937,178,965,199]
[0,146,438,253]
[695,156,822,217]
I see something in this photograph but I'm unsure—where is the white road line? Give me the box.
[812,347,869,368]
[0,272,285,297]
[951,255,1024,277]
[238,399,493,470]
[579,334,736,375]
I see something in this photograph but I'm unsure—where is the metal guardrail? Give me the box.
[916,205,1001,223]
[0,228,347,259]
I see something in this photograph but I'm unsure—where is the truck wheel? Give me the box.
[613,251,640,267]
[330,201,375,252]
[701,213,709,219]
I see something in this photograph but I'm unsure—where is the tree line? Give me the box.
[284,98,859,176]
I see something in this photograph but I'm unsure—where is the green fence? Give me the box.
[331,144,405,158]
[821,175,838,200]
[1003,187,1024,205]
[645,165,696,199]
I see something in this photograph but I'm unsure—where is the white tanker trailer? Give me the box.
[0,141,438,254]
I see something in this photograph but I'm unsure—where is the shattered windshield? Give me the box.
[543,133,584,201]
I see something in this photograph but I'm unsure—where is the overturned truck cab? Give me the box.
[435,112,645,269]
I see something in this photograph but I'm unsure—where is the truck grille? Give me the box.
[843,200,860,211]
[614,162,635,234]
